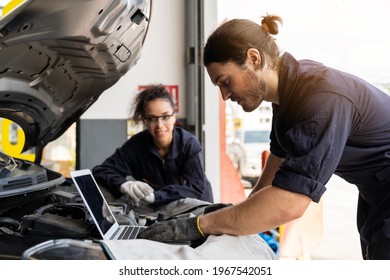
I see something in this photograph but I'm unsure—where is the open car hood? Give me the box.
[0,0,151,155]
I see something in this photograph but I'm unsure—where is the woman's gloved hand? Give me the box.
[120,181,154,207]
[143,192,155,204]
[138,217,205,242]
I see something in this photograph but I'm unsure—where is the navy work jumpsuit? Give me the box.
[271,52,390,259]
[92,127,214,210]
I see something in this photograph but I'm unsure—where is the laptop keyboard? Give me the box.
[118,226,146,240]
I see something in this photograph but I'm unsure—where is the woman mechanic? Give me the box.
[92,85,214,210]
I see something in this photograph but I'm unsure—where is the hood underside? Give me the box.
[0,0,151,154]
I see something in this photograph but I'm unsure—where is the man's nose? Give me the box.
[219,87,231,101]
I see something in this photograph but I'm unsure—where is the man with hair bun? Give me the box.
[139,16,390,260]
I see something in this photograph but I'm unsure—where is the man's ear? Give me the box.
[246,48,264,70]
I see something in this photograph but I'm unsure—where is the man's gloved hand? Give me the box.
[120,181,154,207]
[138,217,205,242]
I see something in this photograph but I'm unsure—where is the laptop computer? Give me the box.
[70,169,146,240]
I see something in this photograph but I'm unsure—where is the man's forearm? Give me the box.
[199,186,311,236]
[250,153,284,195]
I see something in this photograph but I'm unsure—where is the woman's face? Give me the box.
[206,61,266,112]
[143,98,176,148]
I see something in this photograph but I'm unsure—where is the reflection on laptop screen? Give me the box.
[73,174,115,234]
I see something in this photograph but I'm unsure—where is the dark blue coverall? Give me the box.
[92,127,214,210]
[270,52,390,259]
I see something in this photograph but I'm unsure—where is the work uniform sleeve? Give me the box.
[92,141,135,198]
[272,92,356,202]
[153,138,213,208]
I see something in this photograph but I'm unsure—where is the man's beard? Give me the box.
[241,69,266,112]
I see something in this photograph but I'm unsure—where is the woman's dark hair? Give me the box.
[203,15,283,69]
[131,84,175,122]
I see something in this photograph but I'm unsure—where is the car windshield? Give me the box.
[244,131,270,144]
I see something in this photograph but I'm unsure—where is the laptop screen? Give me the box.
[72,173,115,235]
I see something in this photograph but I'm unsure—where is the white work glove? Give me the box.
[120,181,155,206]
[143,192,155,204]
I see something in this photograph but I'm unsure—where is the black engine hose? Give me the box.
[0,217,21,230]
